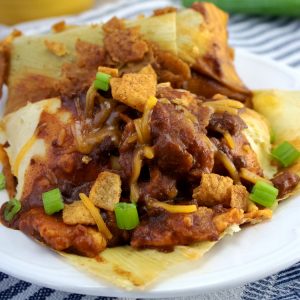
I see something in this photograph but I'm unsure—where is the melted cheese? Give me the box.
[13,135,37,176]
[79,193,112,240]
[151,200,197,213]
[223,131,235,149]
[240,168,272,185]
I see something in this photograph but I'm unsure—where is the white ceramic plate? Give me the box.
[1,49,300,298]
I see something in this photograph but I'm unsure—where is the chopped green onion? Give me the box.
[249,181,279,208]
[0,172,6,190]
[42,188,64,215]
[4,199,21,222]
[114,202,139,230]
[271,141,300,167]
[94,72,111,91]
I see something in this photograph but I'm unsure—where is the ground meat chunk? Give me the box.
[151,101,214,178]
[131,206,243,248]
[211,134,263,176]
[119,121,136,181]
[231,134,263,176]
[60,181,93,204]
[139,167,177,201]
[18,208,106,257]
[131,207,219,248]
[103,17,148,64]
[101,211,130,247]
[272,171,300,198]
[156,85,190,101]
[153,132,193,174]
[156,86,213,131]
[208,112,247,135]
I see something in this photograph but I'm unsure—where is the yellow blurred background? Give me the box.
[0,0,95,25]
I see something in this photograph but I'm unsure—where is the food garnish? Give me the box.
[42,188,64,215]
[114,202,140,230]
[4,198,21,222]
[94,72,111,92]
[250,181,279,208]
[272,141,300,167]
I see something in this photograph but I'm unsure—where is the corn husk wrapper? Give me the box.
[252,90,300,198]
[8,12,176,86]
[176,5,247,93]
[61,225,240,290]
[0,97,73,200]
[240,108,277,179]
[6,5,249,112]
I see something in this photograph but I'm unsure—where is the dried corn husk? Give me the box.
[252,90,300,199]
[8,12,176,85]
[240,108,277,179]
[61,225,240,290]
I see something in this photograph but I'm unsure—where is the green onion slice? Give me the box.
[249,181,279,208]
[94,72,111,92]
[271,141,300,167]
[4,199,21,222]
[0,172,6,190]
[42,188,64,215]
[114,202,139,230]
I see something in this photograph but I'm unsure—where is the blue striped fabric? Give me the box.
[0,1,300,299]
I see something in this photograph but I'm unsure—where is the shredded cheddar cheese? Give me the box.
[126,133,138,144]
[79,193,112,240]
[207,99,244,109]
[129,97,158,202]
[204,102,239,115]
[143,146,155,159]
[151,200,197,213]
[240,168,272,185]
[131,149,144,185]
[211,105,238,115]
[140,96,157,144]
[216,151,240,184]
[223,131,235,149]
[129,146,155,202]
[13,135,37,176]
[133,119,144,144]
[134,96,158,145]
[130,182,139,203]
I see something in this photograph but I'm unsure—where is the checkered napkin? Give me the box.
[1,1,300,299]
